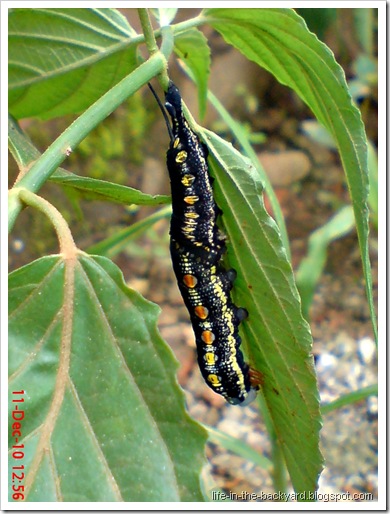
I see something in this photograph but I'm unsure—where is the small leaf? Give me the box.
[9,254,207,501]
[51,169,170,206]
[151,8,178,26]
[174,29,211,119]
[9,8,139,119]
[8,115,170,207]
[200,127,323,496]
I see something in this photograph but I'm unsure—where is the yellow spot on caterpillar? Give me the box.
[183,274,197,288]
[181,174,196,187]
[176,150,187,163]
[184,195,199,205]
[207,374,221,387]
[183,218,197,226]
[184,212,199,219]
[204,352,216,365]
[173,138,180,149]
[201,330,215,344]
[194,306,209,320]
[182,225,196,233]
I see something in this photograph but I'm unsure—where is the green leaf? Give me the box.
[367,141,378,229]
[174,29,211,119]
[203,8,376,341]
[9,8,139,119]
[296,206,356,320]
[9,113,170,207]
[51,169,170,206]
[200,127,323,496]
[9,254,207,501]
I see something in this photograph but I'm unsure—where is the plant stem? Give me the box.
[8,53,166,232]
[138,9,171,89]
[138,9,159,55]
[160,26,174,62]
[13,188,76,257]
[170,14,207,36]
[151,13,207,41]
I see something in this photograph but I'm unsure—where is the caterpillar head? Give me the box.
[165,81,182,120]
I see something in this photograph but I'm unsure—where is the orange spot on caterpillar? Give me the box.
[194,306,209,320]
[183,274,197,288]
[201,330,215,344]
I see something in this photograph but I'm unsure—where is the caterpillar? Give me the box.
[152,81,261,405]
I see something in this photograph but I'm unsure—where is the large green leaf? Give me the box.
[9,8,140,119]
[9,254,207,502]
[199,127,323,496]
[202,7,376,340]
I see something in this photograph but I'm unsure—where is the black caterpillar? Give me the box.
[153,81,261,405]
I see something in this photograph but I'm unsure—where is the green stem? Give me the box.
[138,8,171,89]
[170,14,207,36]
[160,26,175,63]
[138,9,159,55]
[8,53,166,232]
[151,13,207,42]
[13,188,76,256]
